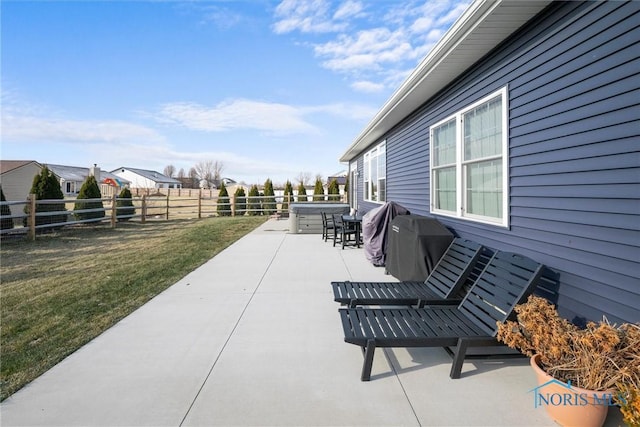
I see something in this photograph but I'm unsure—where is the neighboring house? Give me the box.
[327,171,348,200]
[112,167,182,189]
[0,160,43,222]
[340,1,639,323]
[46,164,129,195]
[206,177,238,189]
[328,171,348,186]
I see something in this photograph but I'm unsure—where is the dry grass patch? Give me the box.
[0,216,267,400]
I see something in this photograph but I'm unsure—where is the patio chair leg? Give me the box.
[450,339,469,379]
[361,340,376,381]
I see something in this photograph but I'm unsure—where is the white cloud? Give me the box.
[0,92,164,146]
[333,0,364,21]
[273,0,347,34]
[153,98,376,134]
[301,102,377,120]
[0,91,353,186]
[155,99,318,135]
[410,16,434,34]
[200,6,244,30]
[436,2,470,26]
[350,80,385,93]
[273,0,471,93]
[314,27,416,73]
[91,142,312,186]
[1,110,163,145]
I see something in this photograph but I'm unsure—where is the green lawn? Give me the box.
[0,216,267,400]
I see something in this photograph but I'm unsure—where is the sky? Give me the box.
[1,0,470,186]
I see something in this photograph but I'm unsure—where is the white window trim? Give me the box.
[349,162,358,211]
[429,87,509,227]
[363,141,386,204]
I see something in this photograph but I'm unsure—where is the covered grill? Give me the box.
[362,201,410,266]
[385,215,454,281]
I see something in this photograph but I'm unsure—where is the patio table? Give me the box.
[342,214,363,247]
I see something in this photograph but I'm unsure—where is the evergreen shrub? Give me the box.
[327,179,340,201]
[247,185,261,216]
[116,187,135,221]
[217,182,231,216]
[1,187,14,230]
[234,187,246,216]
[23,166,67,228]
[297,183,307,202]
[313,178,325,201]
[74,175,105,222]
[281,180,293,213]
[263,179,276,215]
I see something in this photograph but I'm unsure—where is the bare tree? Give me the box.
[296,171,312,186]
[177,168,186,179]
[194,161,225,182]
[212,160,224,182]
[189,167,199,188]
[163,165,176,177]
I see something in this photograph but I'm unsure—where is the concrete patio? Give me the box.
[1,219,625,426]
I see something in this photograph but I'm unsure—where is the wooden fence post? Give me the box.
[141,195,147,223]
[111,194,117,228]
[27,193,36,241]
[198,189,202,219]
[166,194,170,220]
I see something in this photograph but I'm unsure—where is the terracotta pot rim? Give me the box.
[530,354,615,395]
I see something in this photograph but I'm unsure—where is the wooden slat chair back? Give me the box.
[321,212,335,242]
[457,251,544,336]
[331,213,358,248]
[424,238,484,300]
[332,238,483,307]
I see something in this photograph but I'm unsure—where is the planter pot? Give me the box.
[530,354,612,427]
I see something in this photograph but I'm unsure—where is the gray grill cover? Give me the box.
[385,215,454,281]
[362,202,410,266]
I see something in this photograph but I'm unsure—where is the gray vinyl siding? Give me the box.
[356,1,640,323]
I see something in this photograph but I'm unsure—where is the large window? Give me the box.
[430,88,508,226]
[363,141,386,203]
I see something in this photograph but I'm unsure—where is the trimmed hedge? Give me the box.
[23,166,67,228]
[116,187,135,221]
[74,175,105,222]
[217,182,231,216]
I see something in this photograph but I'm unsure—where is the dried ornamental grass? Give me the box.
[618,385,640,427]
[496,296,640,426]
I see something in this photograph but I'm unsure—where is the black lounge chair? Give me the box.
[332,238,483,308]
[339,251,544,381]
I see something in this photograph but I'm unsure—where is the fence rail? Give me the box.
[0,191,345,240]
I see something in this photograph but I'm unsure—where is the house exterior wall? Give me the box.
[60,179,83,195]
[112,169,181,189]
[0,162,42,222]
[113,170,157,189]
[352,1,639,323]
